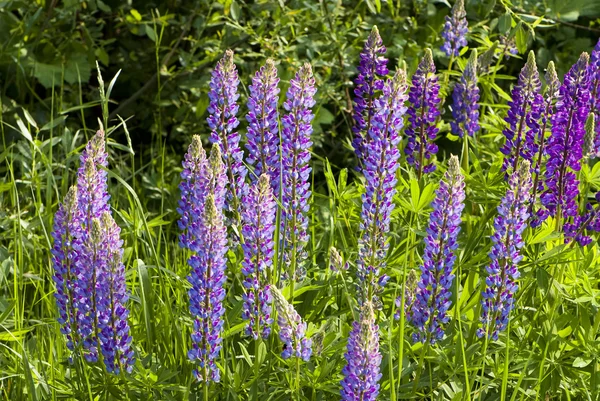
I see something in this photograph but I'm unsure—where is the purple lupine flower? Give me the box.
[281,63,317,281]
[94,212,134,374]
[530,61,560,221]
[271,287,312,361]
[441,0,468,57]
[588,39,600,155]
[357,68,408,304]
[207,50,247,228]
[539,53,591,230]
[352,26,389,165]
[340,302,382,401]
[177,136,209,248]
[451,50,480,138]
[51,186,84,351]
[241,174,276,340]
[245,59,281,191]
[478,161,532,340]
[405,49,441,178]
[77,130,110,227]
[409,156,465,344]
[500,51,543,174]
[187,144,228,382]
[499,35,518,59]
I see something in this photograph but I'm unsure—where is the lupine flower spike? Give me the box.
[500,51,543,174]
[588,39,600,155]
[441,0,468,57]
[405,49,441,178]
[281,63,317,281]
[241,174,276,339]
[478,160,532,340]
[208,50,247,230]
[451,50,480,138]
[187,145,229,382]
[539,53,591,232]
[357,68,408,305]
[245,59,281,190]
[340,302,382,401]
[52,186,83,352]
[409,155,465,344]
[352,26,389,165]
[271,287,312,361]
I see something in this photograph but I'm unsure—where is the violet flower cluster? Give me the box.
[441,0,468,57]
[539,53,591,230]
[405,49,441,178]
[207,50,247,226]
[183,144,229,382]
[245,59,281,190]
[589,39,600,155]
[241,174,276,340]
[340,303,382,401]
[478,161,532,340]
[451,50,480,138]
[357,68,408,304]
[500,51,543,174]
[280,63,316,281]
[352,26,389,165]
[409,156,465,344]
[271,287,312,361]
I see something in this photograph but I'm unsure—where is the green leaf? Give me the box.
[573,357,592,368]
[131,9,142,21]
[498,12,512,34]
[515,23,529,54]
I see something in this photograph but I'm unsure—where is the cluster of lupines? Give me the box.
[280,63,317,281]
[500,51,543,174]
[404,49,441,178]
[440,0,468,57]
[352,26,389,166]
[245,59,281,189]
[51,130,134,373]
[409,156,466,344]
[451,50,480,138]
[478,161,532,340]
[340,302,382,401]
[271,287,312,361]
[240,174,276,339]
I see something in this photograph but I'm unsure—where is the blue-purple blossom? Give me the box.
[352,26,389,165]
[441,0,468,57]
[241,174,276,340]
[500,51,543,174]
[245,59,281,190]
[51,186,83,351]
[478,161,532,340]
[357,68,408,303]
[340,302,382,401]
[588,39,600,155]
[539,53,591,230]
[208,50,247,227]
[271,287,312,361]
[186,144,229,382]
[451,50,480,138]
[409,156,465,344]
[405,49,441,178]
[281,63,317,281]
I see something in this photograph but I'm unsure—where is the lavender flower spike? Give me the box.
[441,0,468,57]
[241,174,276,339]
[500,51,543,174]
[539,53,591,230]
[208,50,247,228]
[51,186,83,351]
[478,160,532,340]
[281,63,317,281]
[451,50,480,138]
[271,287,312,361]
[340,302,382,401]
[405,49,441,178]
[95,213,135,374]
[357,68,408,304]
[352,26,389,165]
[245,59,281,190]
[410,155,466,344]
[588,39,600,155]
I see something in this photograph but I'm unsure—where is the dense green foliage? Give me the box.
[2,0,600,400]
